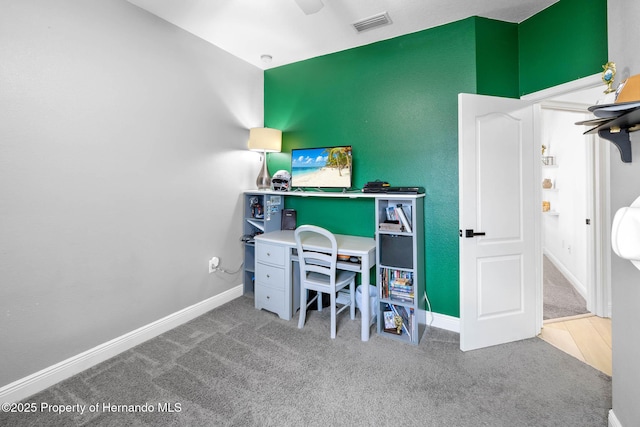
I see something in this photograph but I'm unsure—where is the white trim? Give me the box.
[596,137,612,318]
[421,309,460,333]
[609,409,623,427]
[0,285,243,404]
[522,74,602,102]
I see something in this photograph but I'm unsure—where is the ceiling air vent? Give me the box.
[352,12,392,33]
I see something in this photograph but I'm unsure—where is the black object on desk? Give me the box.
[281,209,297,230]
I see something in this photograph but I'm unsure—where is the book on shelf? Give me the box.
[395,204,412,233]
[394,276,411,283]
[384,205,412,233]
[389,293,413,303]
[380,268,414,300]
[389,286,413,294]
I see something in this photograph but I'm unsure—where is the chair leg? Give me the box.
[350,280,356,320]
[330,291,337,339]
[298,288,307,329]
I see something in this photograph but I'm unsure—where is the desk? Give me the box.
[253,229,376,341]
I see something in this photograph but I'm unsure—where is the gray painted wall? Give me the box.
[0,0,262,386]
[608,1,640,426]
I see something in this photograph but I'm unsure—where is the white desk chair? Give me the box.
[295,225,356,339]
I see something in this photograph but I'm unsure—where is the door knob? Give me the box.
[462,229,486,238]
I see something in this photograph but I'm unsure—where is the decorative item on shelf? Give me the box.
[541,144,555,165]
[250,197,263,219]
[542,178,553,189]
[394,314,403,334]
[248,127,282,190]
[578,70,640,163]
[271,170,291,192]
[383,311,401,334]
[542,201,550,212]
[602,62,616,94]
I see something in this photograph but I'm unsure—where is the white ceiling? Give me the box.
[127,0,558,70]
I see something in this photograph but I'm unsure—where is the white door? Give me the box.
[459,93,538,351]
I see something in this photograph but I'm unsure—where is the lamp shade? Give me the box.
[248,128,282,153]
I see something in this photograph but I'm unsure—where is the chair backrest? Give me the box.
[294,225,338,286]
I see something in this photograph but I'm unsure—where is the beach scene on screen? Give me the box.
[291,146,352,188]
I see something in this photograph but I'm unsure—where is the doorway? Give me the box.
[539,103,593,321]
[528,79,612,375]
[523,76,612,326]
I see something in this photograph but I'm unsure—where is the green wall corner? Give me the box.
[519,0,607,95]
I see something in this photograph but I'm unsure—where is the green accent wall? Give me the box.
[266,18,480,317]
[519,0,608,95]
[475,18,519,98]
[264,1,607,318]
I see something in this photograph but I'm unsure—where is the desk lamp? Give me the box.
[248,127,282,190]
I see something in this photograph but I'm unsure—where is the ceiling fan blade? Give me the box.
[294,0,324,15]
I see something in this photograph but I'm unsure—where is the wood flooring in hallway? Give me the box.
[539,314,612,376]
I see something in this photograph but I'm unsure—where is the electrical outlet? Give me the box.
[209,256,220,273]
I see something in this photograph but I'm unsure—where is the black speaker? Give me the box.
[281,209,297,230]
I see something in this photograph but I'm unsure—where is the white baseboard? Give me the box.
[0,285,243,404]
[609,409,623,427]
[421,309,460,333]
[543,249,587,300]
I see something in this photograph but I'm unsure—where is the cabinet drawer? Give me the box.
[255,285,285,316]
[256,243,285,266]
[255,263,285,290]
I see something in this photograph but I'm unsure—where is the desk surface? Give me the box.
[255,229,375,256]
[245,189,425,200]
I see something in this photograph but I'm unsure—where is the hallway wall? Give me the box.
[541,107,590,297]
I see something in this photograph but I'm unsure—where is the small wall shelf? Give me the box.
[581,105,640,163]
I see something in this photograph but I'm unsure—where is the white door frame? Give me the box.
[522,74,611,324]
